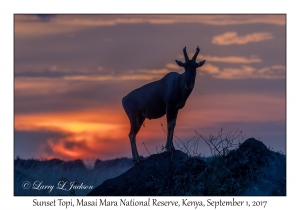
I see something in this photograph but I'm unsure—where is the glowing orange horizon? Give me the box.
[14,107,170,160]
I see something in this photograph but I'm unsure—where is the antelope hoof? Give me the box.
[133,159,139,164]
[166,146,175,153]
[133,156,144,164]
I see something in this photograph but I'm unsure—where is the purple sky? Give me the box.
[14,14,286,160]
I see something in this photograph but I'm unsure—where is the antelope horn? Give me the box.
[183,47,189,62]
[192,46,200,62]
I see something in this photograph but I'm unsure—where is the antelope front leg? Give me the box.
[129,132,139,163]
[165,106,178,152]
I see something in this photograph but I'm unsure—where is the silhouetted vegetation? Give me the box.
[88,137,285,196]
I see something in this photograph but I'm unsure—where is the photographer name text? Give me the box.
[23,181,93,192]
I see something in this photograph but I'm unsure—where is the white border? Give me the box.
[2,0,298,209]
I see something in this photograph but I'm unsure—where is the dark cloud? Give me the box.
[15,69,66,78]
[63,139,87,150]
[14,129,69,159]
[36,14,56,22]
[14,14,56,23]
[14,79,131,114]
[14,68,106,78]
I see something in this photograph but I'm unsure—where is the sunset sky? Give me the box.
[14,14,286,161]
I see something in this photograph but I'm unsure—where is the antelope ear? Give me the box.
[197,60,206,68]
[175,60,185,67]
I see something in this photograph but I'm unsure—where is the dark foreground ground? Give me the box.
[88,138,285,196]
[15,138,285,196]
[14,156,134,196]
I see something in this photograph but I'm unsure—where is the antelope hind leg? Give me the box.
[128,111,145,163]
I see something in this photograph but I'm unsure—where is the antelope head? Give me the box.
[175,46,206,89]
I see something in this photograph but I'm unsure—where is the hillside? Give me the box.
[88,138,286,196]
[14,157,133,196]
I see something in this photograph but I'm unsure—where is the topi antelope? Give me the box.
[122,47,206,163]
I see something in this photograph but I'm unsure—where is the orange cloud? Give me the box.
[134,68,171,75]
[15,108,126,132]
[45,134,129,160]
[202,55,262,63]
[63,68,172,81]
[198,64,285,80]
[15,108,132,160]
[15,77,71,95]
[63,74,155,81]
[216,65,285,79]
[180,54,262,64]
[165,63,181,69]
[199,63,220,75]
[212,32,273,45]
